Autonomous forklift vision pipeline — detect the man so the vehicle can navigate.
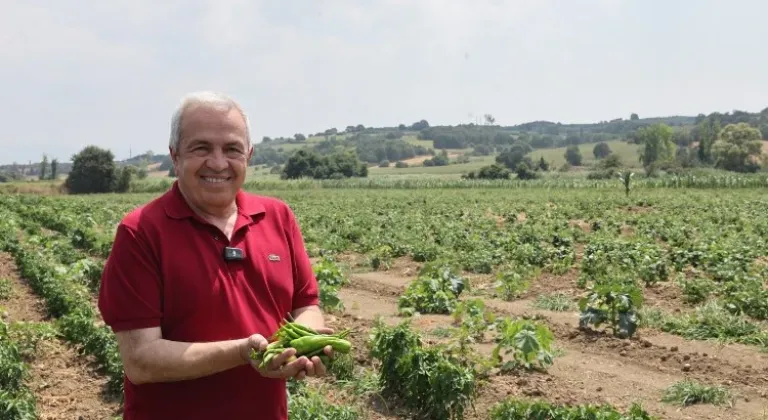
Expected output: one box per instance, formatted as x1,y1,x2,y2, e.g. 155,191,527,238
98,91,332,419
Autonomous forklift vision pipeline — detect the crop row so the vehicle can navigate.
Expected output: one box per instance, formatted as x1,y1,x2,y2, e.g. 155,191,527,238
0,210,125,396
0,318,37,420
130,173,768,193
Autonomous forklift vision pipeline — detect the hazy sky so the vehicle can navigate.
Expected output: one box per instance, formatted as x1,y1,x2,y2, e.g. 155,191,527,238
2,0,767,164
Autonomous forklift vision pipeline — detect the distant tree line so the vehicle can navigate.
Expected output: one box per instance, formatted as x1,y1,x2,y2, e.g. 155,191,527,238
280,149,368,180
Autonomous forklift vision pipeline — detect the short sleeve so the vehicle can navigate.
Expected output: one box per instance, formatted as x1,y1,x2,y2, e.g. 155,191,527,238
287,209,320,310
98,223,163,332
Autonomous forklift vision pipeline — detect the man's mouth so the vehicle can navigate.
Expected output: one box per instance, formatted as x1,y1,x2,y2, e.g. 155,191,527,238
201,176,232,184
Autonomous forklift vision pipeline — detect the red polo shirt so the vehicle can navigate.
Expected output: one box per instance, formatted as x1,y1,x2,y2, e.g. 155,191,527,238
97,181,319,420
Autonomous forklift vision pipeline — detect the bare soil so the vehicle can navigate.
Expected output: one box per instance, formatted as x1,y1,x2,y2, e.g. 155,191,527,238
0,252,122,420
568,219,592,233
337,267,768,420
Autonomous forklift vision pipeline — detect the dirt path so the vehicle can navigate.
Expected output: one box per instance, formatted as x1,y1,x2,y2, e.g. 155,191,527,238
339,271,768,420
0,252,122,420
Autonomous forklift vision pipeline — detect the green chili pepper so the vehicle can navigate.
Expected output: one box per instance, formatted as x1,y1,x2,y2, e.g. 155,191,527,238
289,335,352,355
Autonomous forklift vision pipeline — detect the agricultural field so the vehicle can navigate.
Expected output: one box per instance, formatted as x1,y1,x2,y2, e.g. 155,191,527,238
1,185,768,419
529,140,643,169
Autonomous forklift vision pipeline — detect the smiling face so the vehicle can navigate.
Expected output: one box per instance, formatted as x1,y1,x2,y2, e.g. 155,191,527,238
170,103,252,217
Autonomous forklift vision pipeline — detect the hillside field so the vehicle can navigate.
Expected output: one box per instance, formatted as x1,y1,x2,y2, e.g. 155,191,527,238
1,185,767,420
529,140,643,169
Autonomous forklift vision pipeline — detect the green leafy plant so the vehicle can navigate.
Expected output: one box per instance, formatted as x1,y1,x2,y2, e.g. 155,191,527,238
0,278,12,300
492,318,555,372
618,171,634,196
676,275,717,305
312,256,349,313
494,268,532,301
398,263,466,316
7,321,57,360
369,319,477,420
578,282,643,338
0,319,38,420
451,299,495,341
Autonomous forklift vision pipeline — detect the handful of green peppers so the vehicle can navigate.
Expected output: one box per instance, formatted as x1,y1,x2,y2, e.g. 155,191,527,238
250,318,352,370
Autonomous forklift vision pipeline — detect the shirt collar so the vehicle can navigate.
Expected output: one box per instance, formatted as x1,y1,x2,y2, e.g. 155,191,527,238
164,181,266,220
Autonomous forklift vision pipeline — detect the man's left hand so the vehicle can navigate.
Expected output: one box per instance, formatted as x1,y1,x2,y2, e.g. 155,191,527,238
301,326,335,378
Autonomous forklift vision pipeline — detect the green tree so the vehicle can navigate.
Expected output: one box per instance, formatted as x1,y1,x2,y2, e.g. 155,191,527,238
476,163,511,179
282,150,324,179
537,156,549,171
515,162,539,180
694,117,720,163
592,142,612,159
711,123,764,172
114,165,136,192
423,150,450,167
637,124,676,173
39,154,48,180
564,145,582,166
496,143,532,170
50,158,58,180
281,149,367,180
64,146,117,194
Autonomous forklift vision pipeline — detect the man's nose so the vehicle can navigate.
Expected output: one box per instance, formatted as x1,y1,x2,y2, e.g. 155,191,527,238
206,149,229,171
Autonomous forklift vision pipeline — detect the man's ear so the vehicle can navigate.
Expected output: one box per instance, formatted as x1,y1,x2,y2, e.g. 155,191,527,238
247,143,254,161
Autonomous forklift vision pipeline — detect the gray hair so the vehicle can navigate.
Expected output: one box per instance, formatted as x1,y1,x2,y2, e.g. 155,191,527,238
169,91,252,152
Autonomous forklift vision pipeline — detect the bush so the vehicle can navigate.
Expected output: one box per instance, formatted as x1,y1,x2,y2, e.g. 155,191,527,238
515,162,539,180
369,321,477,420
378,160,390,168
423,150,450,167
593,142,612,159
394,161,409,168
64,146,120,194
282,150,368,180
463,164,510,180
564,145,583,166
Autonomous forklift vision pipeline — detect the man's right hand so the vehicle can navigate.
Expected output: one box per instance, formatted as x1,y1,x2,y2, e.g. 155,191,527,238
240,334,309,380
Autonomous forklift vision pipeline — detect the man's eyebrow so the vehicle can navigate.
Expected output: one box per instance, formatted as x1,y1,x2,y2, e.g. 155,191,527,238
185,139,210,148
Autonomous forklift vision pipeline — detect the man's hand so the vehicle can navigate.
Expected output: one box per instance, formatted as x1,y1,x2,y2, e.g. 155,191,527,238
240,333,310,380
301,327,335,378
240,324,338,380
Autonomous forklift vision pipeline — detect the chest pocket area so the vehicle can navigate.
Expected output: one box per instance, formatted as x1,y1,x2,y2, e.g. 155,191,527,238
243,242,295,313
162,245,224,322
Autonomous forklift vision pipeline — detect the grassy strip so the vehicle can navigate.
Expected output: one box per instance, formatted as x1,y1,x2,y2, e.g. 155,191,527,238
488,398,657,419
661,379,733,407
639,302,768,351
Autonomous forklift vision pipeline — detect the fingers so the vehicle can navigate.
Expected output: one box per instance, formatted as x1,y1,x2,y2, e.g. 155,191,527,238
303,359,316,377
310,356,326,377
278,356,308,378
267,348,297,371
258,348,309,379
251,335,269,352
314,327,335,335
